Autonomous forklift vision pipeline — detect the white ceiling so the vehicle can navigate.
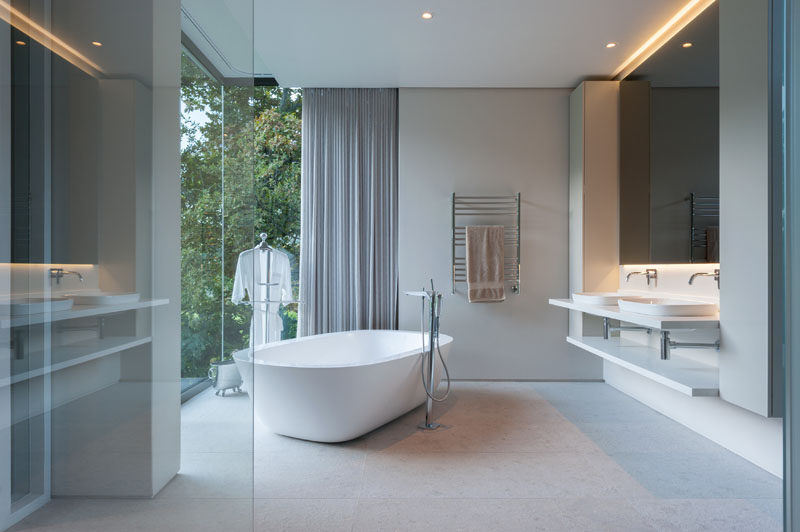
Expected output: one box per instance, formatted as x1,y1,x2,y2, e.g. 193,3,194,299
182,0,259,79
253,0,689,88
16,0,156,85
182,0,692,87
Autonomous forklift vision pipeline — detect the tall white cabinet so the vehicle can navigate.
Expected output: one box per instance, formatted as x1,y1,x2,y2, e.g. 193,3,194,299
568,81,621,338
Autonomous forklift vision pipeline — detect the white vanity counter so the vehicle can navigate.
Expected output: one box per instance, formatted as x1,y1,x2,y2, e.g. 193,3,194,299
548,298,719,329
2,297,171,392
549,297,720,396
0,298,169,329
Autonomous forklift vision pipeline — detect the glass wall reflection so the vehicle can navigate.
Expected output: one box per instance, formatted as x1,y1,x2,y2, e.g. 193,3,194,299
0,0,255,530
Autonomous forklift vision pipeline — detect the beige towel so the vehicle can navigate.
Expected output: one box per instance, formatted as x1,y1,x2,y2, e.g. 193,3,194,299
706,227,719,262
466,225,505,303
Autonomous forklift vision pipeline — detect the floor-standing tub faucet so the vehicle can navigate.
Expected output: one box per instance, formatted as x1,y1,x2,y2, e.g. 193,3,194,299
404,280,451,430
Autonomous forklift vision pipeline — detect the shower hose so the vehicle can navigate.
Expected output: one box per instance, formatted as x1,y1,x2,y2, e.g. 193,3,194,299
420,294,451,402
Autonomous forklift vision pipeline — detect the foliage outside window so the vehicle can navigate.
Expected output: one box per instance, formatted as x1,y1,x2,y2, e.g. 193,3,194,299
180,51,302,383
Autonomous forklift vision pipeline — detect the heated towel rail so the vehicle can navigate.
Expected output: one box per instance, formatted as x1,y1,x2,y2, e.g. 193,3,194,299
451,193,521,294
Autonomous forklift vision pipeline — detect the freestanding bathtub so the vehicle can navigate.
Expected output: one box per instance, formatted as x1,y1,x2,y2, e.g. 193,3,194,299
232,329,453,443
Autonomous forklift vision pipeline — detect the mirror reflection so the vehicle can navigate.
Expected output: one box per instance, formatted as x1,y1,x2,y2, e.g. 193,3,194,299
620,2,719,264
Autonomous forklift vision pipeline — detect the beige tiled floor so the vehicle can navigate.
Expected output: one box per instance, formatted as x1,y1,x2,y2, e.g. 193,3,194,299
10,382,782,531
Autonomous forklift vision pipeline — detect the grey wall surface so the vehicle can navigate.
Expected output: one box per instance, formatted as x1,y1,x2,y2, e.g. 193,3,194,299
651,87,719,263
397,88,602,380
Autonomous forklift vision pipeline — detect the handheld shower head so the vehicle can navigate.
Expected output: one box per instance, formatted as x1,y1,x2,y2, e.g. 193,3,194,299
404,280,440,301
404,290,432,299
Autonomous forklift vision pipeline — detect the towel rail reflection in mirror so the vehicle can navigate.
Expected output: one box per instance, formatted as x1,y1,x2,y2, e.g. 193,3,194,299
687,193,719,263
451,193,520,295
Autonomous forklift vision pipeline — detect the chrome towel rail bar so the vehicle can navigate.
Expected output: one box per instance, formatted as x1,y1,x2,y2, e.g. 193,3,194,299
451,192,521,295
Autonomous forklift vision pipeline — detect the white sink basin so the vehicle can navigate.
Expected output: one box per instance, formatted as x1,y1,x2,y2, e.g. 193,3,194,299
6,297,73,315
572,292,634,305
66,291,140,306
618,297,718,317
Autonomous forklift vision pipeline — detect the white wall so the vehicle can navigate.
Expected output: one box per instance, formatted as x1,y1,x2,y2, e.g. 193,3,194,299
718,0,771,416
398,88,602,380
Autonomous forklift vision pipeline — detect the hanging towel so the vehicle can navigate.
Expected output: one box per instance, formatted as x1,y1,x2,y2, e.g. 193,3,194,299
706,227,720,263
466,225,506,303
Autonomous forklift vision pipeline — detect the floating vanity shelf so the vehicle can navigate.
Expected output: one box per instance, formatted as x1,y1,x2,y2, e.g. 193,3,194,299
4,336,152,387
567,336,719,397
0,299,169,329
550,298,720,396
548,298,719,330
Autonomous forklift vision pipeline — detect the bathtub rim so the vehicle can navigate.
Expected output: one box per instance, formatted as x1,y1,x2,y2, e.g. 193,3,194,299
232,329,453,369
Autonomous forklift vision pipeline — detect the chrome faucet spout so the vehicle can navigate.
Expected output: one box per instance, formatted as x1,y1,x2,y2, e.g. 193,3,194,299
626,271,644,282
49,268,84,285
625,268,658,286
689,269,720,289
66,271,84,282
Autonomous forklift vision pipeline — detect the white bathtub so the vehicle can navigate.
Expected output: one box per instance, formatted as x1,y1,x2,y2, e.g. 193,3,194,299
232,329,453,443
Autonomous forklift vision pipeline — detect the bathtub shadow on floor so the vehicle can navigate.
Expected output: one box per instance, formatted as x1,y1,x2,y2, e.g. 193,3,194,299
337,384,541,452
255,383,563,453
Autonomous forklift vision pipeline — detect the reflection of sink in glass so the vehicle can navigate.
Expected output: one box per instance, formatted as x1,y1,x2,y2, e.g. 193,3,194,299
572,292,639,306
66,291,140,306
7,297,74,315
618,297,718,317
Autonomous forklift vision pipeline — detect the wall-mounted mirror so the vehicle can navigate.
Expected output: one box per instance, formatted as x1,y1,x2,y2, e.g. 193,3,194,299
9,26,100,265
620,2,719,264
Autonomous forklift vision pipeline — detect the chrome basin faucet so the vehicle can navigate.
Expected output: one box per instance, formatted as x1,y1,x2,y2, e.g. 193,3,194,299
689,268,720,289
626,268,658,286
49,268,84,285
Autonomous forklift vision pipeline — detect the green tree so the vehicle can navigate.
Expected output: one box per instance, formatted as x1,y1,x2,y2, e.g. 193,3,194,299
180,52,302,380
254,89,303,336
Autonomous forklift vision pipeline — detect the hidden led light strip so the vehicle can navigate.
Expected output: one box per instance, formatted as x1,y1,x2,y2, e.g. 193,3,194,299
611,0,716,80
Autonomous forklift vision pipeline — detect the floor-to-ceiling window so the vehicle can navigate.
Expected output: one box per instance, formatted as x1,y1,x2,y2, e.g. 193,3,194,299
252,87,302,337
180,50,225,394
180,54,301,396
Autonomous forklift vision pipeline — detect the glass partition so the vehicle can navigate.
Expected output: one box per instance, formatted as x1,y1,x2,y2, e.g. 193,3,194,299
0,0,256,530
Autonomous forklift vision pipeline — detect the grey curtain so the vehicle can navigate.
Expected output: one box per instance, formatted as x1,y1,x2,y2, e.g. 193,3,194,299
298,88,398,336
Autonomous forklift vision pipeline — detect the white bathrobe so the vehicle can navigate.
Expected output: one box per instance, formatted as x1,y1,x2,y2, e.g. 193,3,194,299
232,247,293,345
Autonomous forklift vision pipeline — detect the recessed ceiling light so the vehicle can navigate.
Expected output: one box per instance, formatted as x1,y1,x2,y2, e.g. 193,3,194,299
91,41,102,47
606,42,617,49
15,40,26,46
421,11,433,20
682,42,693,48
